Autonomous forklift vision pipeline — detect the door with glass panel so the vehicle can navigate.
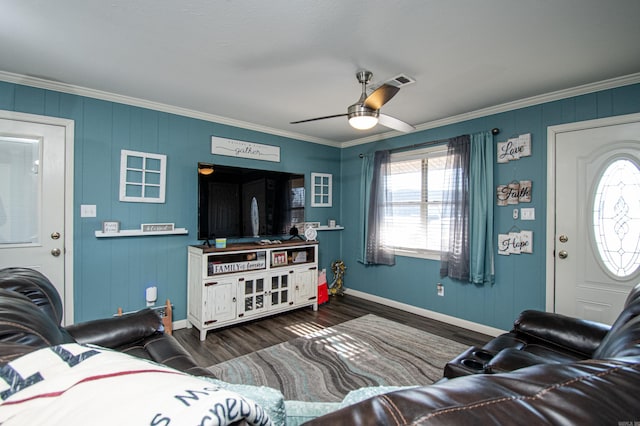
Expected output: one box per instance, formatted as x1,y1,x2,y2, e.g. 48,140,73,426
0,114,71,324
238,274,268,318
553,115,640,324
270,271,292,310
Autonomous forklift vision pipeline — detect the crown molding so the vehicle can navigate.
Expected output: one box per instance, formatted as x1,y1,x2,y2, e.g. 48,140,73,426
2,70,638,150
0,70,342,148
341,72,640,148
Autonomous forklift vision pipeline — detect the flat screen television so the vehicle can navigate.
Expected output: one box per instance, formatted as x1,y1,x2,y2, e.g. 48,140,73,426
197,162,305,242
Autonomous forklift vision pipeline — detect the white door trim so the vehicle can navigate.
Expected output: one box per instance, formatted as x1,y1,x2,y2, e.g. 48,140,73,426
0,110,75,324
546,112,640,312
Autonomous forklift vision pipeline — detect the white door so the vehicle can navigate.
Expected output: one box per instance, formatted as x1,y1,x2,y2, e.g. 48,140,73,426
0,111,74,325
548,114,640,324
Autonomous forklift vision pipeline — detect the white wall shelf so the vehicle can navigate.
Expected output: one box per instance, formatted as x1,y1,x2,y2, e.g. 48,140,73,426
316,225,344,231
95,228,188,238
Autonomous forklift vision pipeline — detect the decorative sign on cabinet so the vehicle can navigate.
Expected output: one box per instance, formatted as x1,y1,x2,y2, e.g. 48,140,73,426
187,241,319,341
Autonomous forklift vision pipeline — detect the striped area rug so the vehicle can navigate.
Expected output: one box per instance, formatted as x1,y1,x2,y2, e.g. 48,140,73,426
207,314,469,402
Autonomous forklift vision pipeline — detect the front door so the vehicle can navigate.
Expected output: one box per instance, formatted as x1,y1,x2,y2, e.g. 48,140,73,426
548,113,640,324
0,111,74,325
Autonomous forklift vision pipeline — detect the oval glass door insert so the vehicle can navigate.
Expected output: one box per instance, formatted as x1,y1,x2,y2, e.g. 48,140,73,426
592,158,640,277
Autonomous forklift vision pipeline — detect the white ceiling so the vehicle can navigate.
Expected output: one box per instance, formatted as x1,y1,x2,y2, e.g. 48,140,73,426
1,0,640,146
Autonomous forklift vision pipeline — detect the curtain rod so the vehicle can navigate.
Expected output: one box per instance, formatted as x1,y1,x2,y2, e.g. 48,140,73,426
359,128,500,158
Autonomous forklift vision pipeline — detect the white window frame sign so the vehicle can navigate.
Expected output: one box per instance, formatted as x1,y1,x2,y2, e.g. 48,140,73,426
311,172,332,207
119,149,167,203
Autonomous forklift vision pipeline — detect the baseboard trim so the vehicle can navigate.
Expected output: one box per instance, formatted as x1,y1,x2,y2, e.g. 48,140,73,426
344,289,505,337
172,293,507,337
172,319,188,331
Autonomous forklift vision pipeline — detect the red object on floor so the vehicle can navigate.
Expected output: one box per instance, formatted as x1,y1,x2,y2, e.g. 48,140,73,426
318,282,329,305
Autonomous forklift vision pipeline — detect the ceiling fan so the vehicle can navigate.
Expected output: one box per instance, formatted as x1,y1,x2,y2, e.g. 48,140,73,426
290,70,416,133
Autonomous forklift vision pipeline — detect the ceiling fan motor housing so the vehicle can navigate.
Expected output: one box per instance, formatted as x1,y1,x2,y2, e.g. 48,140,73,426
348,103,379,119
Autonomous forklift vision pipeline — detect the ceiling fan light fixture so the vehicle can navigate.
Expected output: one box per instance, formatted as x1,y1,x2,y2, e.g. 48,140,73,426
348,104,379,130
349,115,378,130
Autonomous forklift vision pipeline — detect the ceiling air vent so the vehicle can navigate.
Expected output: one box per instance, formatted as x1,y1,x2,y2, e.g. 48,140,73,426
386,74,416,88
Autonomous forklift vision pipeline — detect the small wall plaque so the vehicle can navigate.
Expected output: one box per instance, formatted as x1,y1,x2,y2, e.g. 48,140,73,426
102,221,120,234
141,223,175,232
497,133,531,163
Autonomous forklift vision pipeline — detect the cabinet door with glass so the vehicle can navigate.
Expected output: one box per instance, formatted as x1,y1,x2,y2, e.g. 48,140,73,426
270,270,293,310
238,274,267,318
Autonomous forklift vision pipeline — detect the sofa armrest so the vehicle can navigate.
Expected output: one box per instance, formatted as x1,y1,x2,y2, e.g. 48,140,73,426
65,308,163,348
513,310,610,357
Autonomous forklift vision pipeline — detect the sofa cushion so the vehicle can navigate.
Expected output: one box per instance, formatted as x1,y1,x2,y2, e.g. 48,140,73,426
593,315,640,359
122,332,215,378
303,358,640,425
0,343,272,425
485,347,571,373
0,267,64,325
0,290,74,350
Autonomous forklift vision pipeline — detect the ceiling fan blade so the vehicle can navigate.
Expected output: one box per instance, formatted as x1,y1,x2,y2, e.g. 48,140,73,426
290,113,347,124
378,113,416,133
363,84,400,110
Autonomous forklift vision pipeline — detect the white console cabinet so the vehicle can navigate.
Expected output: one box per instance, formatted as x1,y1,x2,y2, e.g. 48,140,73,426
187,241,318,340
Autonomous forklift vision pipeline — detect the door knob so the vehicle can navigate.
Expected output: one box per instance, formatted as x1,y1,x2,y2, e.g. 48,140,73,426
51,248,61,257
558,250,568,259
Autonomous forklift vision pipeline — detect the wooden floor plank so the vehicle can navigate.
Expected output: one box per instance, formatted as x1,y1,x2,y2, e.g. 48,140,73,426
173,294,493,366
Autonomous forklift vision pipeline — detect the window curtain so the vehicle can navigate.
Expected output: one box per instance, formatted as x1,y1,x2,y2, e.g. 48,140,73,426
357,153,374,264
440,132,494,284
469,131,495,285
440,135,470,280
359,150,395,266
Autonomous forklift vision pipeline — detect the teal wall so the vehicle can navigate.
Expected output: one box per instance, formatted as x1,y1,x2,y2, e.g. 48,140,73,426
2,80,640,329
340,83,640,331
0,81,342,322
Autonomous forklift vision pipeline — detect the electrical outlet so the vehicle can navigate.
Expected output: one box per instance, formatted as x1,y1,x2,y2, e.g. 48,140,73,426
437,283,444,297
152,305,169,318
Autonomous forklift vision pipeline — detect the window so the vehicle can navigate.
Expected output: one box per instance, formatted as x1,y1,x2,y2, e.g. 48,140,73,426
592,158,640,277
382,145,448,259
0,136,40,245
119,150,166,203
311,173,332,207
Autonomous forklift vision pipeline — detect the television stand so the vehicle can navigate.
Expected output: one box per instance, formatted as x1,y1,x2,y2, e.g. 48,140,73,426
187,240,319,341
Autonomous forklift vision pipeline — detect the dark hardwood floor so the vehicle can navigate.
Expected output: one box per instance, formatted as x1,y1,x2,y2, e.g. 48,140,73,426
173,294,493,367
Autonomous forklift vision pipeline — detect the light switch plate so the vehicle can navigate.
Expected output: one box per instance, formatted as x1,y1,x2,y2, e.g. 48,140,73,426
521,207,535,220
80,204,97,218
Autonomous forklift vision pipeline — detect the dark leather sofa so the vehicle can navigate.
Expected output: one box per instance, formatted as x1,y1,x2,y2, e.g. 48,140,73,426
305,283,640,425
0,267,212,377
